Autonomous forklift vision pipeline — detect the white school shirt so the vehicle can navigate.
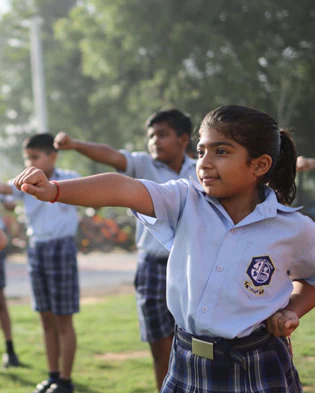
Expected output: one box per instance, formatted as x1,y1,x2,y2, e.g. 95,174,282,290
133,178,315,339
119,150,197,257
9,168,79,244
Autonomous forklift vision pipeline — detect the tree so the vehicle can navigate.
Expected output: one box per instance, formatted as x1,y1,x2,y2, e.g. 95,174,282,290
54,0,315,146
1,0,314,178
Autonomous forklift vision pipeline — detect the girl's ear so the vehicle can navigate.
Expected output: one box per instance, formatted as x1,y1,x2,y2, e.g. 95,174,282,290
253,154,273,177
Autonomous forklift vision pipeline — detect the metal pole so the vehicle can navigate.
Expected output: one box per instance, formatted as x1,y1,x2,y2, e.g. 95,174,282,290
29,15,48,133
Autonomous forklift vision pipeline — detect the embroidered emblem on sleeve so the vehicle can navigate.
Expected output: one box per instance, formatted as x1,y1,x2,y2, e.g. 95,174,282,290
244,256,275,296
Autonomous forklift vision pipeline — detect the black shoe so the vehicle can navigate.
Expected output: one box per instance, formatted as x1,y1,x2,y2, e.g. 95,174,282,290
46,383,74,393
2,352,20,368
32,380,53,393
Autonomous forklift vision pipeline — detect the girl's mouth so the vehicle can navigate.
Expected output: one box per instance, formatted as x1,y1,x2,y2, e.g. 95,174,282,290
201,176,219,186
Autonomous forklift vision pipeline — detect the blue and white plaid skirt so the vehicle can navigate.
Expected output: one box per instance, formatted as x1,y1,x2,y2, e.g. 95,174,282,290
161,326,303,393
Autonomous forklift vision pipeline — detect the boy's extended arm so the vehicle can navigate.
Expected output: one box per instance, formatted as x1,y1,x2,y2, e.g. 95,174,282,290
0,183,13,195
265,280,315,336
14,166,155,216
2,200,16,211
0,230,8,251
296,156,315,172
54,132,127,171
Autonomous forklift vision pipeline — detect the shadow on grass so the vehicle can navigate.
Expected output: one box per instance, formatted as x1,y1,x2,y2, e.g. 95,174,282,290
0,372,35,389
74,382,153,393
95,363,116,370
2,373,106,393
74,381,102,393
8,361,32,369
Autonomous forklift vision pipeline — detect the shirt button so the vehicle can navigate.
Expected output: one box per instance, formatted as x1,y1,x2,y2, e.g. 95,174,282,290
201,306,208,313
216,265,224,272
231,228,236,234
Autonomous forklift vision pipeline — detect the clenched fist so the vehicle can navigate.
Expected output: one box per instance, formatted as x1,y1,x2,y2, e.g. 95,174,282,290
14,167,58,202
54,131,76,150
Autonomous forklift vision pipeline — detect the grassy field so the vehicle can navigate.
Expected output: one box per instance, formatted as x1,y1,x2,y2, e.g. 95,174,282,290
0,293,314,393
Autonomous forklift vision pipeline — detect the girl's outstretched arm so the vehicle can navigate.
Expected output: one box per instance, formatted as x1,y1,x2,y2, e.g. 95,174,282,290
14,166,155,217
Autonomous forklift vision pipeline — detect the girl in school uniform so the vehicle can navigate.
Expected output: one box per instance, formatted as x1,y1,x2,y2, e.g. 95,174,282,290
13,105,315,393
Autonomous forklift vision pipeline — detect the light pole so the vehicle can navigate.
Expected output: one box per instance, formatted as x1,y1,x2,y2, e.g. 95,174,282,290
29,15,48,133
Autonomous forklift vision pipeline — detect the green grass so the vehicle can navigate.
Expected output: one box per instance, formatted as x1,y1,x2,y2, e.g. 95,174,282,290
1,294,315,393
0,294,155,393
290,311,315,392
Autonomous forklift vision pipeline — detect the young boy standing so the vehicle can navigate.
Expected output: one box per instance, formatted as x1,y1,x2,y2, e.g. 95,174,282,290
0,134,80,393
0,209,20,368
54,109,197,390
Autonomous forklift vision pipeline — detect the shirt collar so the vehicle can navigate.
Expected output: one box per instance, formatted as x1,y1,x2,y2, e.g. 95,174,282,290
190,178,302,226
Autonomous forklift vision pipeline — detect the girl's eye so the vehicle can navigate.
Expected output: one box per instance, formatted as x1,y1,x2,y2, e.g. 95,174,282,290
197,149,204,157
216,148,227,155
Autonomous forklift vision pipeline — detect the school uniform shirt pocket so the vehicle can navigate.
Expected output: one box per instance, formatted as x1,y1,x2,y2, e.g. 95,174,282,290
233,242,279,302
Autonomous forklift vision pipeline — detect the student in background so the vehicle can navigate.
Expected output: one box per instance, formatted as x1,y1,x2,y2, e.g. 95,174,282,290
15,105,315,393
54,109,197,390
0,134,79,393
0,198,20,368
297,156,315,172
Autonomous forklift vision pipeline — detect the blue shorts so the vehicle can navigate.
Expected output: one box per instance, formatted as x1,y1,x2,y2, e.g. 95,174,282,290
27,237,79,315
134,253,174,343
0,250,5,289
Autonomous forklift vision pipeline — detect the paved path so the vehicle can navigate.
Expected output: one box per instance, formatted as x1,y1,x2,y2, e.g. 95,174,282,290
5,251,137,300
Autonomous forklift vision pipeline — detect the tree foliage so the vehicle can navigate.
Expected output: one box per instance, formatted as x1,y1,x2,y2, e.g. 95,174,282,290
0,0,314,178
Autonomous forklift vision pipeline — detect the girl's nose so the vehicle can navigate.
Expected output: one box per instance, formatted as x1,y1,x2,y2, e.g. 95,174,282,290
198,154,214,169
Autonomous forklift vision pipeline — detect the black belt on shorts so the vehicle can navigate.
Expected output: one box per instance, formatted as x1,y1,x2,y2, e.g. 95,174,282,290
175,325,272,369
145,255,169,265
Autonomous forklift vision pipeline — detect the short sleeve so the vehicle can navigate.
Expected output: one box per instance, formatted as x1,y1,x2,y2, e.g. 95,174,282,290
7,180,24,200
119,150,149,178
132,179,190,250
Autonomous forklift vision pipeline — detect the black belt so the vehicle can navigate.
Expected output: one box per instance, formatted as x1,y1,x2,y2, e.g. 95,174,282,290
175,325,272,369
145,254,168,265
155,256,168,265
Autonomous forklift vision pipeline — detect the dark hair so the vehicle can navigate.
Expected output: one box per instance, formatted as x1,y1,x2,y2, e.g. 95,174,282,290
23,133,57,154
200,105,296,205
186,138,197,158
146,109,192,137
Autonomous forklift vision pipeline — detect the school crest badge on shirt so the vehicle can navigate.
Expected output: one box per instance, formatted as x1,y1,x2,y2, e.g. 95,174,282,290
244,256,275,296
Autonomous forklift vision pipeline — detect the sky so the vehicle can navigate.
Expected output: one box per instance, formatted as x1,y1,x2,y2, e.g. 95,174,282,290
0,0,10,15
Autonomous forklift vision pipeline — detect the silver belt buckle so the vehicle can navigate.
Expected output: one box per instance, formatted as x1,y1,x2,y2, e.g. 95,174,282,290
192,338,214,360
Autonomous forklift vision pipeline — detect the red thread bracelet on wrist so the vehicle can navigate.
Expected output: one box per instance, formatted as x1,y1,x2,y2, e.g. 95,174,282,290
49,180,60,203
282,307,296,313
